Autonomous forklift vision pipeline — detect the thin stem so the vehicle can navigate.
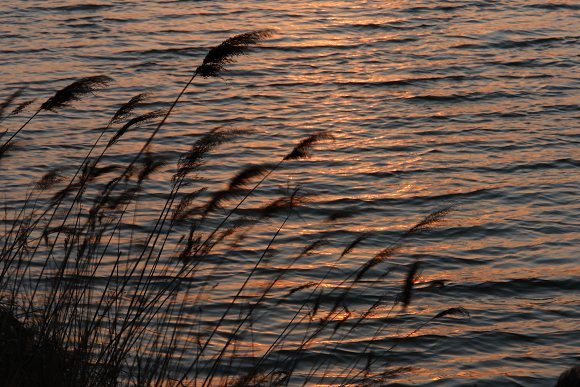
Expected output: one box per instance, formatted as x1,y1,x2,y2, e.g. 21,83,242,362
0,107,41,151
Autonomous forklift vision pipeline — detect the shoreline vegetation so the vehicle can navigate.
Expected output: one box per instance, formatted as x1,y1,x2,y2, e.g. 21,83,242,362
0,30,469,386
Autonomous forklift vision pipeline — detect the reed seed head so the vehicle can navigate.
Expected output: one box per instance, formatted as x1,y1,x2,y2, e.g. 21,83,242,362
196,29,275,77
40,75,113,112
109,93,150,126
283,131,335,161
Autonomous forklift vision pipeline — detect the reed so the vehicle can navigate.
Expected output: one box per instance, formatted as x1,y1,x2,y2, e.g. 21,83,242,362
0,30,468,386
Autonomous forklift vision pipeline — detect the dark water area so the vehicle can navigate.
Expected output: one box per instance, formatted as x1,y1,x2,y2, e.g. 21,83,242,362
1,1,579,385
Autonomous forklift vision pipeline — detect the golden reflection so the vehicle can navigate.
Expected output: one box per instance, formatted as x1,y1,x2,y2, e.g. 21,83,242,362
1,0,577,385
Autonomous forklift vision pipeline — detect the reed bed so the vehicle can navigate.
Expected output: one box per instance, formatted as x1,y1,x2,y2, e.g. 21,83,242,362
0,30,467,386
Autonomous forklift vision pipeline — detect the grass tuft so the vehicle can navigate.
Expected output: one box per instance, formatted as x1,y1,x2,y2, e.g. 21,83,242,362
0,30,468,387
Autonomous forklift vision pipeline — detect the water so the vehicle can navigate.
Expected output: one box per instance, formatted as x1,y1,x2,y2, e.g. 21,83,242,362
1,1,579,385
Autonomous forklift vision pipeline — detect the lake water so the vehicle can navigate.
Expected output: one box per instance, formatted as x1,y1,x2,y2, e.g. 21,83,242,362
1,1,579,385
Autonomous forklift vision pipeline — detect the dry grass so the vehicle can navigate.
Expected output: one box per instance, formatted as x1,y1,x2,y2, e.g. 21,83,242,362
0,30,467,386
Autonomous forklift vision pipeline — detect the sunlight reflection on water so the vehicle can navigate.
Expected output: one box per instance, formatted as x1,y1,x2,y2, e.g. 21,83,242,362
1,0,578,385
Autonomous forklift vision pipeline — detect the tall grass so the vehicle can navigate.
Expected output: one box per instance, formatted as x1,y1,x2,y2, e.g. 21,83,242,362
0,30,467,386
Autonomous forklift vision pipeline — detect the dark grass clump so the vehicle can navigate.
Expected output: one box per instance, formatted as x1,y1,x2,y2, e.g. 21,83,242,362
0,30,468,387
0,308,109,387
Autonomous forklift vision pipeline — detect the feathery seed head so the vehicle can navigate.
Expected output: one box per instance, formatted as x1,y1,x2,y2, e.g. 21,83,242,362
35,169,65,191
228,164,273,191
11,99,35,116
0,88,25,120
40,75,113,112
108,109,166,147
283,131,335,161
404,204,455,238
109,93,150,125
175,128,252,180
195,29,275,78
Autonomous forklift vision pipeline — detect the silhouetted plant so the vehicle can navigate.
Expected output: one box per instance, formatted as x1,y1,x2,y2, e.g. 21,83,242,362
0,30,468,387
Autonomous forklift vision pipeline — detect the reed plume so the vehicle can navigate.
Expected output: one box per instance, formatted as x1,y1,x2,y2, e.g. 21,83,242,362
175,128,252,179
109,93,149,126
196,29,275,77
227,164,272,191
137,152,167,183
286,282,317,296
10,99,35,117
298,238,327,258
107,109,166,147
404,204,455,238
259,192,306,217
0,88,24,121
356,245,401,281
0,76,113,154
202,164,273,214
283,131,335,161
340,232,370,258
40,75,113,112
172,188,207,223
401,261,421,310
35,169,65,191
204,188,246,215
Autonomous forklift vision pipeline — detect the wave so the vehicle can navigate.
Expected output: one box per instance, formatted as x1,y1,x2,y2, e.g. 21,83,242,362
369,159,578,179
403,91,518,102
52,3,114,12
448,277,580,297
526,3,580,11
454,36,578,50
